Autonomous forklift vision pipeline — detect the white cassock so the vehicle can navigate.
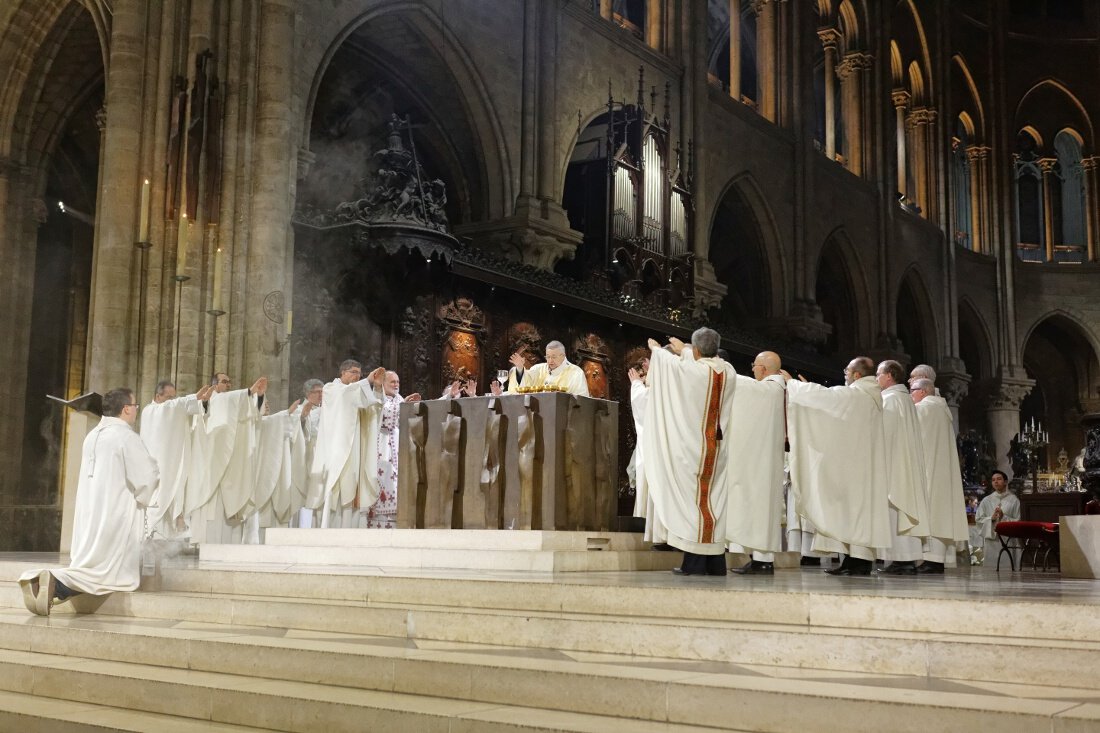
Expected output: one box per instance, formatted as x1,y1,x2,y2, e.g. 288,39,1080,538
640,346,737,556
140,394,203,537
787,376,891,561
629,378,667,543
368,393,404,528
310,377,383,528
251,408,305,533
186,389,262,543
291,405,321,527
974,489,1021,563
914,395,969,565
516,359,590,396
726,374,786,561
880,383,930,563
21,417,159,594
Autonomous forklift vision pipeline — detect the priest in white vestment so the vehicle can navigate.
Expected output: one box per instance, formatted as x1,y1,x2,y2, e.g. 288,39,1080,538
248,400,305,540
20,388,159,616
908,363,942,397
369,371,421,528
875,360,930,576
310,359,386,528
974,470,1021,565
140,380,212,538
911,378,969,572
627,359,669,545
507,340,590,396
293,379,324,527
186,375,267,544
727,351,787,575
785,356,891,575
640,328,737,576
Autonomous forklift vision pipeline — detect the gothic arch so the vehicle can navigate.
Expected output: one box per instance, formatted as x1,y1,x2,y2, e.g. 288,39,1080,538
1014,79,1094,150
894,265,939,367
957,297,994,381
813,227,872,356
893,0,933,100
951,55,986,139
300,1,512,222
707,172,787,321
1020,309,1100,371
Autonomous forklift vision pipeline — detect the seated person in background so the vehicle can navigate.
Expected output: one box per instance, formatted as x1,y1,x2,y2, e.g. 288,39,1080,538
506,340,590,396
973,470,1021,565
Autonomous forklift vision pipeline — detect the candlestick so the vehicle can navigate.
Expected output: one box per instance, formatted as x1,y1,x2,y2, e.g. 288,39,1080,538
176,213,189,275
211,246,223,312
285,309,293,336
138,179,150,242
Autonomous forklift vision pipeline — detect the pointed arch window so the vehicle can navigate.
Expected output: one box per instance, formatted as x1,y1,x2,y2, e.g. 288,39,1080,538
951,119,972,250
1014,130,1044,262
1053,130,1086,260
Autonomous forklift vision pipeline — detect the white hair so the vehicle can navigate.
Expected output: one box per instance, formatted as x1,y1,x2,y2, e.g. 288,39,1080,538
545,340,565,353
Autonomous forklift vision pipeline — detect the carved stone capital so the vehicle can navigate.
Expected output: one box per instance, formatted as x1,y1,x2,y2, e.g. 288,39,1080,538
905,107,937,129
1081,156,1099,172
965,144,991,163
455,197,583,271
296,148,316,180
95,106,107,133
691,259,727,317
891,89,911,110
836,52,873,80
986,376,1034,411
1038,157,1058,174
937,369,971,408
817,27,841,52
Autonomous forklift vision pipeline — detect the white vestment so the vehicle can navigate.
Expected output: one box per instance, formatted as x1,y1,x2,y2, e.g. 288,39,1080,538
517,359,590,396
640,347,737,555
629,379,667,543
787,376,891,560
914,395,969,563
880,383,929,563
252,409,305,529
369,393,404,528
292,405,321,526
726,373,786,558
140,395,203,535
974,490,1021,562
310,378,383,521
21,417,159,594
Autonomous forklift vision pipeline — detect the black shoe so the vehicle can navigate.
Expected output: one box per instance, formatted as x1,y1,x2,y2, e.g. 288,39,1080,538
916,561,945,575
826,558,872,576
672,567,704,576
731,560,774,575
799,556,821,566
651,543,674,552
879,562,917,576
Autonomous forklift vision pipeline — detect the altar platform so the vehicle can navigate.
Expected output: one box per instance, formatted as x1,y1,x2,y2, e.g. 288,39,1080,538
2,536,1100,732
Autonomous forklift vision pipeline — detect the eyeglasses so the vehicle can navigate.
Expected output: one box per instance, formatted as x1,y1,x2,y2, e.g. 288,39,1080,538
125,403,139,408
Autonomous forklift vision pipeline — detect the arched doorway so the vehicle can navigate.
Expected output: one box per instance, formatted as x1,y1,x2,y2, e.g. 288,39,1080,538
1021,313,1100,469
895,268,938,368
708,180,774,327
814,233,865,358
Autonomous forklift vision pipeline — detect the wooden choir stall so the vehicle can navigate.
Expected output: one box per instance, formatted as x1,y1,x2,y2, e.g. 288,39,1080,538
397,393,619,531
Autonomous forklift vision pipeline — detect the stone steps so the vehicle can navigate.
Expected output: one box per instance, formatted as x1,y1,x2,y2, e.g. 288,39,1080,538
1,616,1096,733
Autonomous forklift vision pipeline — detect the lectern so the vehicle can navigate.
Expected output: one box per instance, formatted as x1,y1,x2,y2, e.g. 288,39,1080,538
397,393,618,531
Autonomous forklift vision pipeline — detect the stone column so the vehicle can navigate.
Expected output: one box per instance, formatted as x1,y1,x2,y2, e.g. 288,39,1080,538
891,90,909,197
1039,157,1057,261
965,145,990,253
836,52,871,176
1082,156,1098,262
905,107,936,217
645,0,663,51
86,0,149,392
817,28,839,160
986,374,1034,476
728,0,741,101
243,0,295,403
753,0,777,121
599,0,612,20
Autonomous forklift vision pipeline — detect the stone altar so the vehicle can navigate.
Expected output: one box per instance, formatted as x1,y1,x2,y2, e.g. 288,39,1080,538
397,393,618,531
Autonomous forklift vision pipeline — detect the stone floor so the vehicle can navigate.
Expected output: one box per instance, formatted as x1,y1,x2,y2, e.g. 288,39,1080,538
2,546,1099,732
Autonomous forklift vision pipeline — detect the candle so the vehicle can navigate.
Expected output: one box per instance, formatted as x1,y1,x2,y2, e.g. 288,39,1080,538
138,179,150,242
211,246,223,312
285,309,293,336
176,213,188,274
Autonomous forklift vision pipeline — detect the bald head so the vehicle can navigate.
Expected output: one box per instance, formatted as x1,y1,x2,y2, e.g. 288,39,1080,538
846,356,875,384
751,351,782,380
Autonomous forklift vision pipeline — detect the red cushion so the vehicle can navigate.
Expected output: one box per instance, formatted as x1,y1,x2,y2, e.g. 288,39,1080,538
995,520,1058,538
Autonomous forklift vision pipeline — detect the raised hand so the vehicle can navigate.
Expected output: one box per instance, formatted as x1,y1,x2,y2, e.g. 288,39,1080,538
647,338,661,351
628,367,641,383
490,380,503,396
288,399,301,415
405,392,422,403
196,385,215,402
509,351,527,369
300,401,313,419
249,376,269,396
464,379,477,396
667,337,685,355
367,366,386,386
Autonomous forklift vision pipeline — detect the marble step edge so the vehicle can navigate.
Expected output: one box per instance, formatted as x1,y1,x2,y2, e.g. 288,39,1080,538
260,528,657,551
154,566,1100,641
198,543,689,572
0,646,1095,733
0,688,275,733
0,594,1096,689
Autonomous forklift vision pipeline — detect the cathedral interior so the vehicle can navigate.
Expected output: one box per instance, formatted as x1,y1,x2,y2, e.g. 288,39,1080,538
0,0,1098,551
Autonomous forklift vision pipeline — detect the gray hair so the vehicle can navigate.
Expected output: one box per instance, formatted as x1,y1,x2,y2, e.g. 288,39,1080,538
545,340,565,353
911,377,935,393
911,363,937,382
338,359,361,374
691,327,720,358
302,378,323,396
155,379,175,397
